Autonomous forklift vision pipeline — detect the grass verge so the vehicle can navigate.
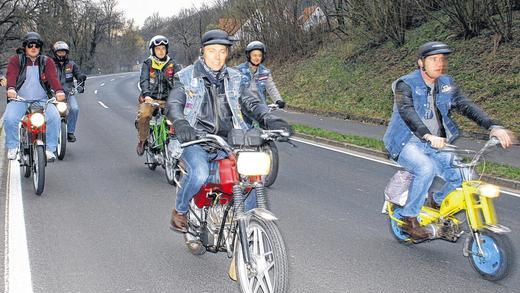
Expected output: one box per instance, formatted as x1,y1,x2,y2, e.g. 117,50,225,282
293,123,520,181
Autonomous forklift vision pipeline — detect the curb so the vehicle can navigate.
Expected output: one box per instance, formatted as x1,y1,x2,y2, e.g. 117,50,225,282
288,107,491,141
293,132,520,192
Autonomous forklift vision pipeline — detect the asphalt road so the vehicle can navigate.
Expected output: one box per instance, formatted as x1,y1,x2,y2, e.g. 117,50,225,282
3,72,520,292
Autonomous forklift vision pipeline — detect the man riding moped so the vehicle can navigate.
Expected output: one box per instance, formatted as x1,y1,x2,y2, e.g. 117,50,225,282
167,29,292,232
383,41,515,240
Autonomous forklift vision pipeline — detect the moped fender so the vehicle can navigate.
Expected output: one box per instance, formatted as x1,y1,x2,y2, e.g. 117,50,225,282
34,139,45,146
484,224,511,234
238,208,278,222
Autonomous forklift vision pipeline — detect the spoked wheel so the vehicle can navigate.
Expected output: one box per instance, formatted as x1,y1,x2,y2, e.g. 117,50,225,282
262,141,279,187
164,148,178,185
57,121,67,160
19,128,31,178
468,231,514,281
183,205,206,255
144,144,157,171
32,145,46,195
235,216,288,293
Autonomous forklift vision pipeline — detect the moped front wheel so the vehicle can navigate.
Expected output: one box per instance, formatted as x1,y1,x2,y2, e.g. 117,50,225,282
57,121,67,160
144,145,157,171
33,145,46,195
468,231,514,281
19,127,31,178
164,147,178,185
235,216,288,293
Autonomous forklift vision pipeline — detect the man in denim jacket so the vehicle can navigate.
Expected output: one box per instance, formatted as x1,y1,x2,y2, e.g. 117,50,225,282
237,41,285,110
167,30,292,232
383,42,514,240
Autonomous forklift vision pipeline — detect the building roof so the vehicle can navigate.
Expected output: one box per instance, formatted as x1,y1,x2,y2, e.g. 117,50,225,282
218,18,241,35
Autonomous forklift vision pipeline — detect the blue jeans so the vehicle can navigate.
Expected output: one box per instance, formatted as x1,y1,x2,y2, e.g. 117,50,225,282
395,140,462,217
175,144,257,213
67,95,79,134
3,100,60,152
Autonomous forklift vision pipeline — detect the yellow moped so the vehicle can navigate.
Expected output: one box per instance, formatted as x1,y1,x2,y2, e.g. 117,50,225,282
386,137,514,281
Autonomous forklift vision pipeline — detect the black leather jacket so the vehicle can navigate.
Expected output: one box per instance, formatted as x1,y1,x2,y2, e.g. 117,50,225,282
395,80,495,139
139,57,181,100
167,60,273,137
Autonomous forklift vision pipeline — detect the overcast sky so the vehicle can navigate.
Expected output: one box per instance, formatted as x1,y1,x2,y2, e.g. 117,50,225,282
117,0,208,27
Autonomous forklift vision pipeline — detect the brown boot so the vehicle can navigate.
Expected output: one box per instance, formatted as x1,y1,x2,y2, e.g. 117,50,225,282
402,216,431,240
170,209,188,233
136,140,145,156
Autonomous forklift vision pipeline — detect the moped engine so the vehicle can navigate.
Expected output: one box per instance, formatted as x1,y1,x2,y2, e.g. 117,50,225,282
425,219,462,242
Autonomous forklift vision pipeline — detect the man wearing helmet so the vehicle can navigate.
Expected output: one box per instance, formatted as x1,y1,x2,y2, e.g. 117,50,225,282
136,35,181,156
167,29,292,232
237,41,285,111
383,41,515,240
52,41,87,142
4,32,65,161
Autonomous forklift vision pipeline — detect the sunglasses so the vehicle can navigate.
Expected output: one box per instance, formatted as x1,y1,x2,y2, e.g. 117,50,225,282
27,43,41,49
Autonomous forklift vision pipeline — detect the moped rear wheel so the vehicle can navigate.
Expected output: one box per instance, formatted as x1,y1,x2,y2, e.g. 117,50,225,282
33,145,45,195
468,231,514,281
183,207,206,255
57,121,67,160
235,216,288,293
387,205,411,244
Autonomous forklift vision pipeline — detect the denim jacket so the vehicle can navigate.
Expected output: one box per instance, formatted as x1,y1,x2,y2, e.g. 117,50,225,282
384,70,462,159
237,62,282,104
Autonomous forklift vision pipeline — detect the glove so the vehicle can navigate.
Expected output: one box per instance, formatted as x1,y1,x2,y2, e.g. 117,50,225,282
275,100,285,109
77,85,84,93
173,119,197,143
264,117,293,141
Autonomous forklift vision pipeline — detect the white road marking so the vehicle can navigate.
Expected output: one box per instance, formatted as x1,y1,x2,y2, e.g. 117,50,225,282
98,101,109,109
110,79,115,82
291,136,520,198
94,90,98,95
100,83,105,87
5,161,34,293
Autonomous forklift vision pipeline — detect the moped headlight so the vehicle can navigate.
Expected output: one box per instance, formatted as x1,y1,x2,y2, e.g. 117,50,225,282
56,102,68,114
237,152,271,176
30,113,45,128
478,184,500,198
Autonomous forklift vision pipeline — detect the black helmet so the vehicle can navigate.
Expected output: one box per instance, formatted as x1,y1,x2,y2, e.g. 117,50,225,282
22,32,43,48
53,41,70,61
149,35,169,58
201,29,233,47
418,41,452,59
245,41,266,63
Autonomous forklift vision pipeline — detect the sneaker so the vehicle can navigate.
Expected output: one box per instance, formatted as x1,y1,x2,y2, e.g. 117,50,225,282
45,150,56,162
7,148,18,160
67,133,76,142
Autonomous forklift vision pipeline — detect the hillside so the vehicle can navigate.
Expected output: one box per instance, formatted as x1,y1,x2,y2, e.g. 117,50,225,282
274,13,520,135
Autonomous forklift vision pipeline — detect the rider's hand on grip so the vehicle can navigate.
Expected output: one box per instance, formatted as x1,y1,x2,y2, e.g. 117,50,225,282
56,92,66,102
173,119,197,143
424,134,446,149
265,117,293,141
7,88,17,100
275,100,285,109
144,96,153,103
490,127,515,149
